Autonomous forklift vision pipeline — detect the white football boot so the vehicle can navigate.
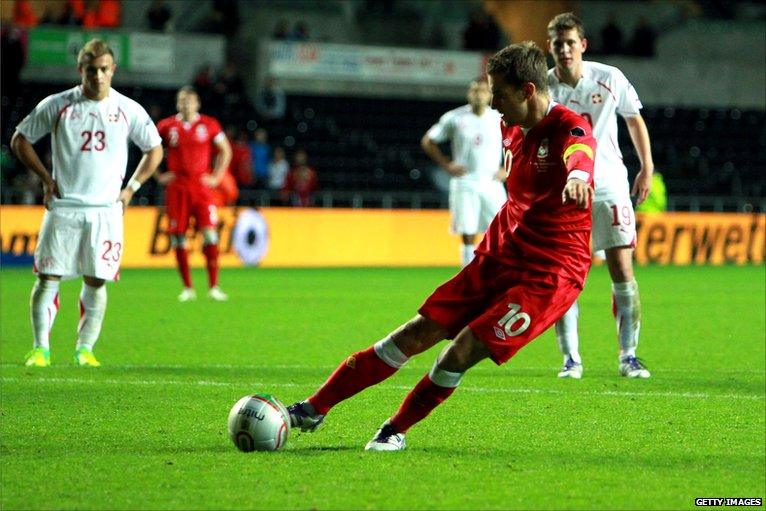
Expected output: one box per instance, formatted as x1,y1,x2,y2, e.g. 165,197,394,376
207,286,229,301
557,355,583,379
619,356,651,378
365,422,406,451
178,288,197,302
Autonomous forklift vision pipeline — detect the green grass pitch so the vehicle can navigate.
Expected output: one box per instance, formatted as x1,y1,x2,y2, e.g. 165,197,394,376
1,265,764,510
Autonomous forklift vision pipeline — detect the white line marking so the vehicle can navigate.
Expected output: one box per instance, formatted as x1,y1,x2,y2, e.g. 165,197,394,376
1,377,762,401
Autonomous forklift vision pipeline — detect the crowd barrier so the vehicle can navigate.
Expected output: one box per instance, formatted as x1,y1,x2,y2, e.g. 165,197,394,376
1,206,763,268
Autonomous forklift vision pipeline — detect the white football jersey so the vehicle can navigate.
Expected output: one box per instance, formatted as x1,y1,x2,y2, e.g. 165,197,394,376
548,61,642,199
426,105,502,189
15,86,161,208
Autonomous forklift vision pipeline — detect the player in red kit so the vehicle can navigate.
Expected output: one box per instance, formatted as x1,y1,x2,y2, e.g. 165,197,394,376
157,86,232,301
284,42,597,450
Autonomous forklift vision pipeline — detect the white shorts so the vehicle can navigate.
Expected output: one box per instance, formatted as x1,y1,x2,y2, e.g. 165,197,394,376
449,181,507,235
34,204,124,281
591,193,637,253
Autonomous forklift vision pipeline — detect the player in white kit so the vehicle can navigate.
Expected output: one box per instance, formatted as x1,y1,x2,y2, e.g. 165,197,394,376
421,79,506,266
11,39,163,367
546,13,654,378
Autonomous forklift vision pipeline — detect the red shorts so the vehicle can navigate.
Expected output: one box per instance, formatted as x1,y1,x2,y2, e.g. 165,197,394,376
419,255,583,365
165,184,218,235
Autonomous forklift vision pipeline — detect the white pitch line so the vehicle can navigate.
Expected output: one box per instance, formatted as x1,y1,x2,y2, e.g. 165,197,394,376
1,377,763,401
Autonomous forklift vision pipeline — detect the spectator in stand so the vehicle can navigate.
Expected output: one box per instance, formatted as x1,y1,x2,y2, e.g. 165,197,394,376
226,126,254,188
283,149,318,207
146,0,172,31
290,21,310,41
267,146,289,192
273,19,290,40
255,76,286,126
1,25,26,98
600,14,623,55
82,0,120,29
213,62,248,115
248,128,271,186
210,0,239,37
13,0,38,27
629,17,657,57
462,10,501,52
192,64,215,106
58,0,84,25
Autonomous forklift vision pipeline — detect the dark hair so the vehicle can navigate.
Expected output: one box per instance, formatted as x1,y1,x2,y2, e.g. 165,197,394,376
77,39,115,65
486,42,548,93
547,12,586,39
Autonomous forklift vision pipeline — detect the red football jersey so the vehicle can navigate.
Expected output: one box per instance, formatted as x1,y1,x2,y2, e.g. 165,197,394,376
157,114,224,186
475,103,597,285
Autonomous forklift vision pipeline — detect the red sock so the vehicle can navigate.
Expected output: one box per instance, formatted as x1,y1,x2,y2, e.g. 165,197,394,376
308,346,399,415
389,374,456,434
202,244,219,288
174,247,192,288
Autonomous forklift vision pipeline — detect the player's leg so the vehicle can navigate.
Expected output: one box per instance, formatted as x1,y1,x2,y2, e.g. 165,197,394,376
74,204,124,366
288,315,448,432
75,275,106,367
167,187,194,300
367,270,583,450
365,328,491,451
555,301,583,378
605,246,649,378
451,186,480,266
27,208,80,366
193,194,226,300
27,274,61,367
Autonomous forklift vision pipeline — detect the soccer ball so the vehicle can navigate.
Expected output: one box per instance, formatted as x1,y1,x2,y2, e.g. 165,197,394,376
227,394,290,452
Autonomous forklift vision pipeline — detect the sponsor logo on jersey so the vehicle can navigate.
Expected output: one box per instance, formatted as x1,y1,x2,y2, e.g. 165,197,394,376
591,93,603,104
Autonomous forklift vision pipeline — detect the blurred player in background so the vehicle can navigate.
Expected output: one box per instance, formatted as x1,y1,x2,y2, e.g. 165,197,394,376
156,86,232,302
286,42,596,450
547,13,654,379
11,39,163,367
421,79,506,266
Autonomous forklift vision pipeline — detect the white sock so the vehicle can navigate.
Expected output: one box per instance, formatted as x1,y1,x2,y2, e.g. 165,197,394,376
461,244,475,267
76,283,107,350
613,280,641,358
30,279,60,350
555,301,581,364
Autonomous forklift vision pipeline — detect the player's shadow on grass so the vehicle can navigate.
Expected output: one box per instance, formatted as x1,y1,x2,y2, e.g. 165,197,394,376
286,445,358,454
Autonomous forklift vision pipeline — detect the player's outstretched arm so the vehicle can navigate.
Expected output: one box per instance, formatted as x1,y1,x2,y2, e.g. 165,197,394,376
562,179,593,209
10,131,60,207
624,114,655,205
118,144,163,211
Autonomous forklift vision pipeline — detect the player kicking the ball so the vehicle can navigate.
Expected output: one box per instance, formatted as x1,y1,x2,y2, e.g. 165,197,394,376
287,42,597,450
546,13,653,379
12,39,163,367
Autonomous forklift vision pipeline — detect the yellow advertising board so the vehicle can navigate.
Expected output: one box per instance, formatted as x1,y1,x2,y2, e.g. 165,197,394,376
1,206,763,268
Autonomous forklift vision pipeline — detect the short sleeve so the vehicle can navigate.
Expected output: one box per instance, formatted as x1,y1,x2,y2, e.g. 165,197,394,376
614,69,642,118
15,95,61,144
127,102,162,152
426,111,455,144
207,117,223,139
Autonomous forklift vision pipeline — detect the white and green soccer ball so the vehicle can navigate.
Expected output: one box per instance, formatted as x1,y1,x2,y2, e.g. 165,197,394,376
227,394,290,452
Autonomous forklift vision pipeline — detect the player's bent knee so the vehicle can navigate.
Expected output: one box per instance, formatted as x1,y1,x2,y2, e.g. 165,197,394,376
39,274,62,282
438,329,490,373
83,276,106,287
202,229,218,246
170,235,186,248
